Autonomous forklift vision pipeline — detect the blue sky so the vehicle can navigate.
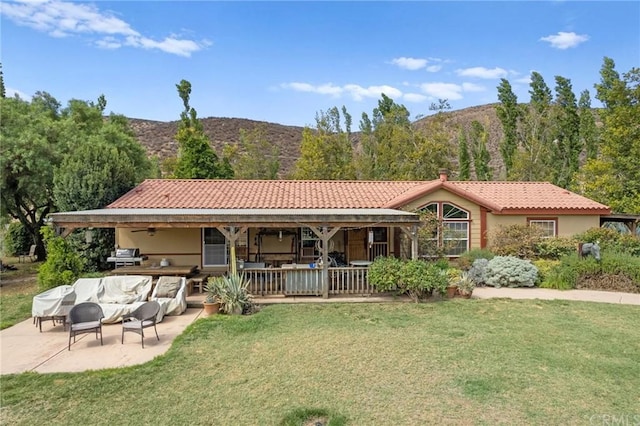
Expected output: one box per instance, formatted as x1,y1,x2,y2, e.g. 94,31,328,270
2,1,639,127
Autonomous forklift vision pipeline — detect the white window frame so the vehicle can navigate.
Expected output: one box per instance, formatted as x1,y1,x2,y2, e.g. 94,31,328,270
528,219,557,238
421,202,470,257
202,228,229,267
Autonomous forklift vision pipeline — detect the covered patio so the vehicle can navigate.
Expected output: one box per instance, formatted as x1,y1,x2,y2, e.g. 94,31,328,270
50,207,422,298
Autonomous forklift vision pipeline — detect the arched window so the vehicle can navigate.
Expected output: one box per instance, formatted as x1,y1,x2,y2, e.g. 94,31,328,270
420,202,470,257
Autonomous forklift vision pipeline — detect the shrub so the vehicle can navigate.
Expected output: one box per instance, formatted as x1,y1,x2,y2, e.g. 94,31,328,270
534,237,577,260
468,258,489,286
540,251,640,291
484,256,538,288
368,256,403,292
37,226,86,291
489,224,544,259
576,227,640,256
369,257,448,300
456,248,495,270
399,259,434,302
532,259,561,285
4,222,33,257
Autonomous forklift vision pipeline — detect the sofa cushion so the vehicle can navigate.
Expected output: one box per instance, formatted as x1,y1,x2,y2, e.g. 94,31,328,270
155,277,181,298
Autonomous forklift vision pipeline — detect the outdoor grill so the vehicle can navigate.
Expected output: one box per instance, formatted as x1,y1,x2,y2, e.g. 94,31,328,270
107,248,146,268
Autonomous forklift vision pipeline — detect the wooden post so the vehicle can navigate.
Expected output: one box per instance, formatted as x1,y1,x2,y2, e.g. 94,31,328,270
216,226,248,276
308,225,340,299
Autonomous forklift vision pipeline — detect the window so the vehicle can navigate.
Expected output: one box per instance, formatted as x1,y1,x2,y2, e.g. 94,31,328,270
528,219,557,237
420,202,470,257
203,228,228,266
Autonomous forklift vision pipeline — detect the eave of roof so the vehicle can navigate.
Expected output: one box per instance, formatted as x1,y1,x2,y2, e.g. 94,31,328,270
50,208,422,229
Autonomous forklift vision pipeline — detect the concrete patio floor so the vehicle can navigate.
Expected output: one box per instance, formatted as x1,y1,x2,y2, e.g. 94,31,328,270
0,308,204,375
1,288,637,375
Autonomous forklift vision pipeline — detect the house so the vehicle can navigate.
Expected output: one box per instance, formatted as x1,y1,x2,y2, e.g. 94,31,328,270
50,170,610,297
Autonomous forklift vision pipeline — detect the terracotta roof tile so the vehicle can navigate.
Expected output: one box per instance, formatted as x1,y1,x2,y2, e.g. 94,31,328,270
108,179,610,214
108,179,424,209
446,181,610,213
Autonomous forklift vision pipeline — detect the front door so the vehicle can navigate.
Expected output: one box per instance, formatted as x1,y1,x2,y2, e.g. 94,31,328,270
347,229,368,262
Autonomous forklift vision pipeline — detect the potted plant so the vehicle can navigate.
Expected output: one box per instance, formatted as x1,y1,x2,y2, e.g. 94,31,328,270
446,268,461,298
202,277,222,315
456,272,476,298
216,272,252,315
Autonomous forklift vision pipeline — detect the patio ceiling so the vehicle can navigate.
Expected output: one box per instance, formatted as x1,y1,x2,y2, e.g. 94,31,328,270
50,208,422,232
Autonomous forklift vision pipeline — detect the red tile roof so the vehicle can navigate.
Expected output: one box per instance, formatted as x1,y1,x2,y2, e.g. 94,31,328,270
445,181,611,214
108,179,610,214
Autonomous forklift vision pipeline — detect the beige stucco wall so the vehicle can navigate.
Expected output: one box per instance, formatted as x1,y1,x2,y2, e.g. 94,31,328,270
486,214,600,239
116,228,202,267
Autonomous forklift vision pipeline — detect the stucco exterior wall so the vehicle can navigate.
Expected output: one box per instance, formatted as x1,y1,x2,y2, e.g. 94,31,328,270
486,214,600,239
116,228,202,267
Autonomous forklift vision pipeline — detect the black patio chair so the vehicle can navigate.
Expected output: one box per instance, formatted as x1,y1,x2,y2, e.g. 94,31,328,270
68,302,104,350
121,301,160,348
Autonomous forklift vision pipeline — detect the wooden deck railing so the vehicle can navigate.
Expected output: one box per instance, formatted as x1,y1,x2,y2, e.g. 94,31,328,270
243,266,374,297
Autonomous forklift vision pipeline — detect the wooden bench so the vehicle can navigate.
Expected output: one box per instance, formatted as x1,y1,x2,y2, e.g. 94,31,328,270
188,273,210,294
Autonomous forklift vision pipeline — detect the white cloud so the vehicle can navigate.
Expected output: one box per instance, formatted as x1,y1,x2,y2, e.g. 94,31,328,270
456,67,508,79
0,0,207,56
282,82,402,101
425,65,442,72
95,36,121,50
462,82,485,92
6,87,29,99
403,93,427,103
420,82,463,100
391,57,428,71
540,31,589,49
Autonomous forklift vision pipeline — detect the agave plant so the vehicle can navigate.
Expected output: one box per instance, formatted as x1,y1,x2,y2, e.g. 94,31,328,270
217,272,252,315
455,271,476,296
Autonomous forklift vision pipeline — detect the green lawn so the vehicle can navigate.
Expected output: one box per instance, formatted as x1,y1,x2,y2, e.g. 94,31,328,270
0,258,40,330
2,300,639,425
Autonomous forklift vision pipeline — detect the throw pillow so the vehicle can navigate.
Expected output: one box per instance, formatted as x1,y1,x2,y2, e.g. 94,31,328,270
155,277,181,298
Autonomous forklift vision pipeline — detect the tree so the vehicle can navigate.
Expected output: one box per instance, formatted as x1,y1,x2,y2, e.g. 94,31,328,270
0,93,62,260
224,126,280,179
354,95,451,181
53,136,139,271
0,63,5,98
577,58,640,213
511,72,555,182
355,94,413,180
1,90,154,262
292,106,354,179
457,128,470,180
551,76,581,188
495,79,521,179
172,80,233,179
578,90,599,160
468,120,492,181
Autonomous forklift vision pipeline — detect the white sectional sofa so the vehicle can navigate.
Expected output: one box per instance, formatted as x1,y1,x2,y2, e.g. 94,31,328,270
72,275,153,324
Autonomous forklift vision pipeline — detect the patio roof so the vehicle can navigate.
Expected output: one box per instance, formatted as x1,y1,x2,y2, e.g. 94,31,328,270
50,207,422,230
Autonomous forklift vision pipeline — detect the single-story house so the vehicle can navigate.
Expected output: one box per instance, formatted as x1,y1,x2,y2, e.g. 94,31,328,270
50,170,611,297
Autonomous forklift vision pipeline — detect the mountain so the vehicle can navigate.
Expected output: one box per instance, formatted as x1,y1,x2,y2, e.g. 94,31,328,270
128,104,505,179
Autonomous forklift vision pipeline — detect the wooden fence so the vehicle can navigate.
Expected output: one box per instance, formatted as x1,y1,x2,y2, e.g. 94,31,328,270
243,266,374,297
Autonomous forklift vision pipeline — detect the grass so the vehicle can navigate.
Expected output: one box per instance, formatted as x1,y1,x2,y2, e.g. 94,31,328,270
2,300,639,425
0,258,40,330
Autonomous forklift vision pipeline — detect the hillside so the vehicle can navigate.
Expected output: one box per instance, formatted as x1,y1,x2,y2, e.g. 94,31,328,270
129,104,505,179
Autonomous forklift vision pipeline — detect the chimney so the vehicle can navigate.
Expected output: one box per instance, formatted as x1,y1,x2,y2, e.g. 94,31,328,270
439,168,448,182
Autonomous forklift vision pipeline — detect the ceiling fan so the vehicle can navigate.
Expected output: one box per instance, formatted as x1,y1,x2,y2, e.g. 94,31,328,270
130,227,162,236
